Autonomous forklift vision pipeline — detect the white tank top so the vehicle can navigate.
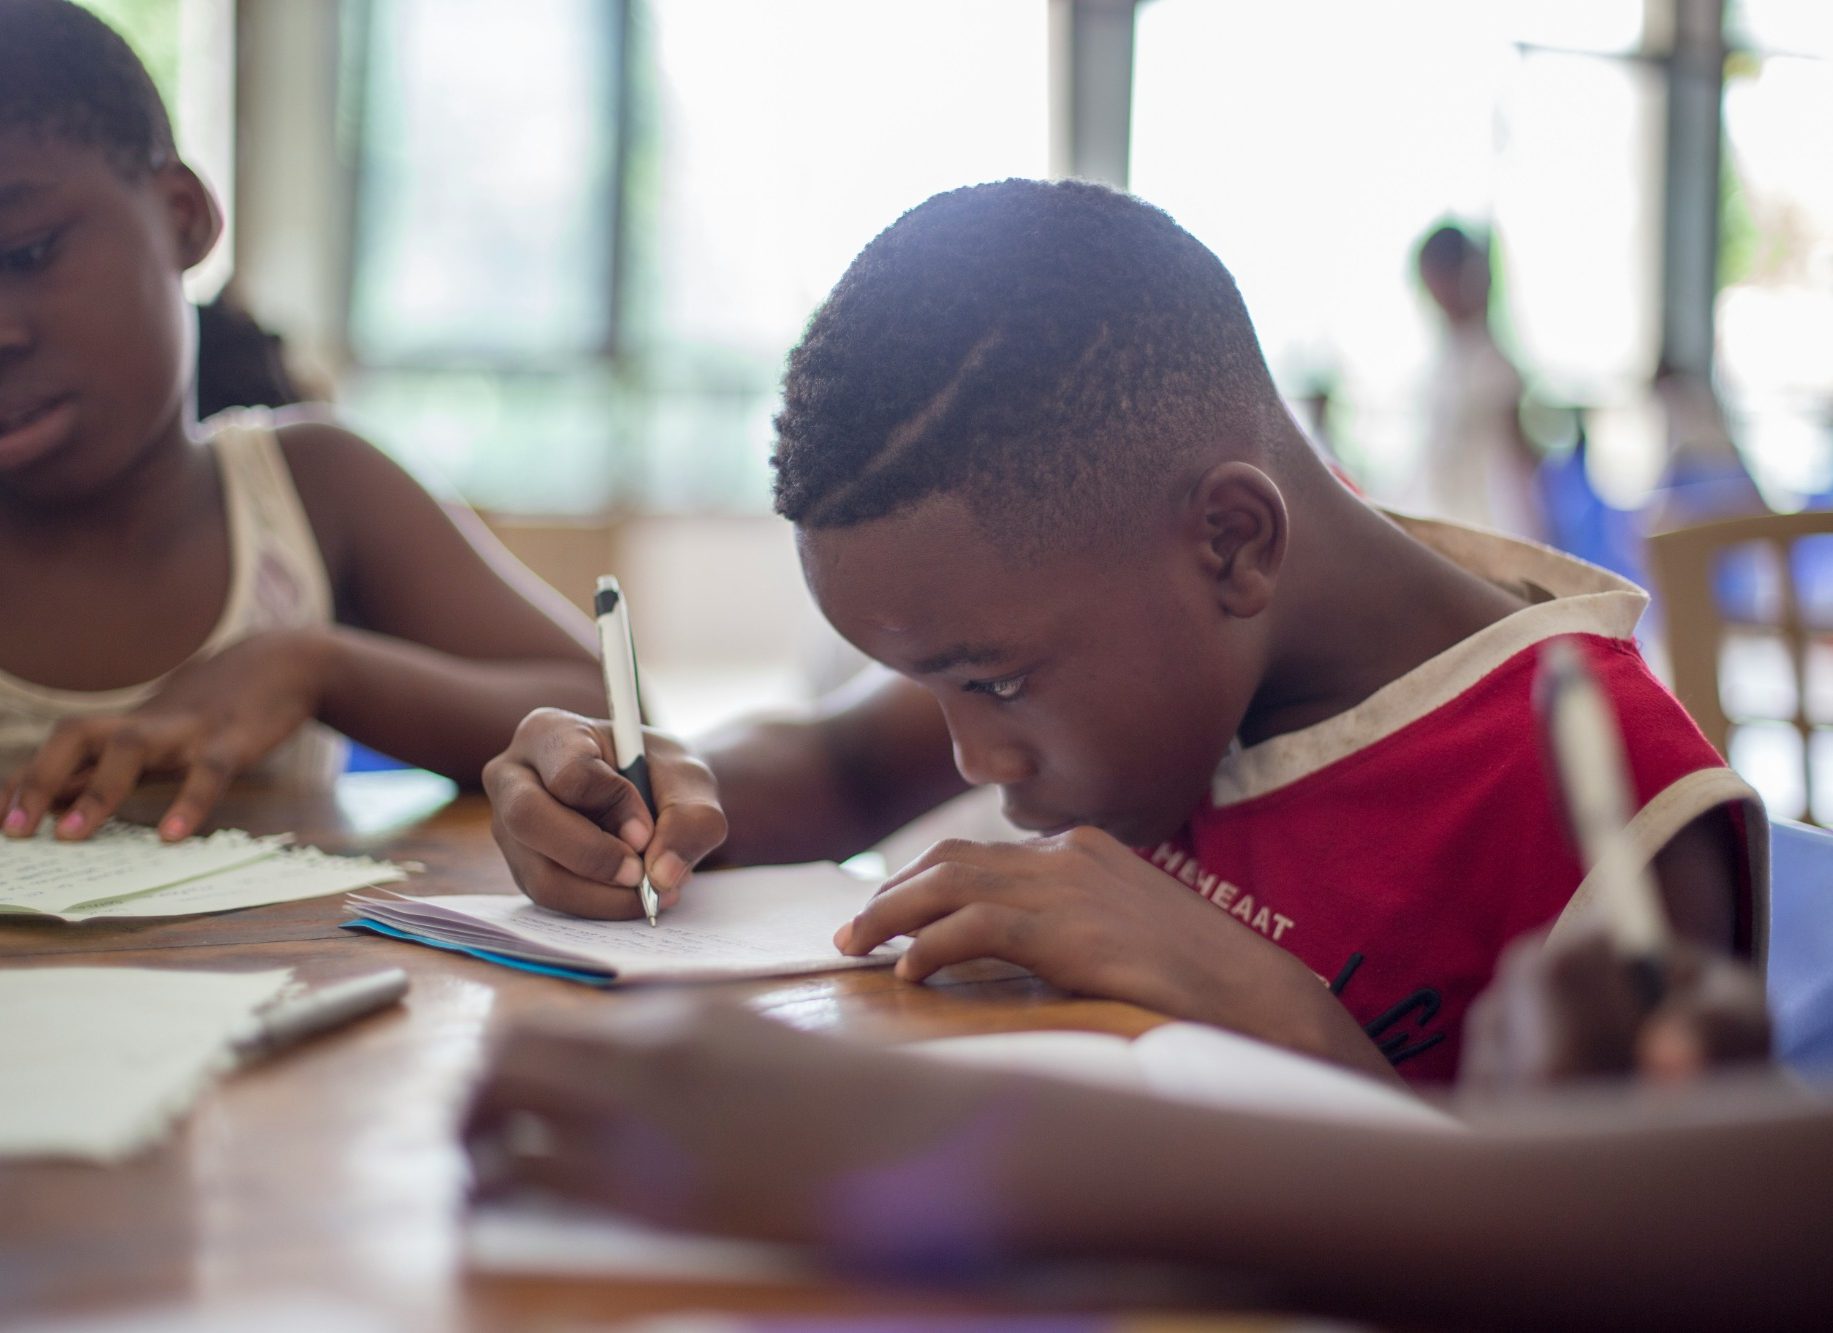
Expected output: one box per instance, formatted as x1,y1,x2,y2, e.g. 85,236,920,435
0,412,347,787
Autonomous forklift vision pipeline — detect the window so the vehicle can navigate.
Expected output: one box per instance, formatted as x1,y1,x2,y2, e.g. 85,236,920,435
1130,0,1664,502
340,0,1050,514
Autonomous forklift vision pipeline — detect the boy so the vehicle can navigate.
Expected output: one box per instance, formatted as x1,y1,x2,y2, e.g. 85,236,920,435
0,0,605,841
486,179,1763,1083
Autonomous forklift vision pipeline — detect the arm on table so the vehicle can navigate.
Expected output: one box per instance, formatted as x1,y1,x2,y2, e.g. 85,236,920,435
466,1000,1829,1330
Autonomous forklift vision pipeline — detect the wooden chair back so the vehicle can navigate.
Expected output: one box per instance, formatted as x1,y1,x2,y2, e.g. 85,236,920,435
1646,508,1833,826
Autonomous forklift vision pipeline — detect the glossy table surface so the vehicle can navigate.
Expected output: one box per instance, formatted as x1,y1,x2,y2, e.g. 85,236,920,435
0,774,1193,1332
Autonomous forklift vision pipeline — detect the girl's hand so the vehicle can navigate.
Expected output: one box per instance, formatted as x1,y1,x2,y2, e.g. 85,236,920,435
1,628,333,842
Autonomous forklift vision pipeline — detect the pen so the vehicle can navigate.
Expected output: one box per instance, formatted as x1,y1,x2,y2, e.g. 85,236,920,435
1536,638,1671,1005
233,968,409,1062
595,575,660,926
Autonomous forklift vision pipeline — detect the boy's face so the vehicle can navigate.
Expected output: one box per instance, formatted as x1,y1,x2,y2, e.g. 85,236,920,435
800,496,1257,848
0,132,215,499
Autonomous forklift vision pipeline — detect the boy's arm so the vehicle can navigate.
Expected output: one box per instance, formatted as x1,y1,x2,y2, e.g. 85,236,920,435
695,669,967,866
466,1001,1831,1330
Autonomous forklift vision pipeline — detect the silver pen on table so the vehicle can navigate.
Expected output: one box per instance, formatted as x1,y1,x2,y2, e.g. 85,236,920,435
232,968,410,1062
594,575,660,926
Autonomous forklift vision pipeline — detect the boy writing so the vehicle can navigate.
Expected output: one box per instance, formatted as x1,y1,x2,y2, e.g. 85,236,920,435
0,0,607,842
485,178,1763,1083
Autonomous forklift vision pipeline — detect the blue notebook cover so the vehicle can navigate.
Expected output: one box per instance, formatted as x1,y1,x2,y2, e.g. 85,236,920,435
341,917,616,986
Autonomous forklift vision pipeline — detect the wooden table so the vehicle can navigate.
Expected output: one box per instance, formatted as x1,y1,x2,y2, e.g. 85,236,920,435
0,774,1185,1331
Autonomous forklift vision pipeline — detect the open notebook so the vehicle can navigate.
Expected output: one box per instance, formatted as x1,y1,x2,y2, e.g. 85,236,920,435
0,822,408,921
346,861,901,983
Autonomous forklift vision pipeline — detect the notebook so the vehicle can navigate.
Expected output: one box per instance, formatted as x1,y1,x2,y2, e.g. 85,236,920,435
345,861,900,983
0,821,408,921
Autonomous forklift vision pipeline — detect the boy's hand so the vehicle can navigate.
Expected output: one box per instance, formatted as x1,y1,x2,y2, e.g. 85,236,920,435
1461,926,1772,1092
0,629,330,843
484,708,728,919
463,998,1010,1250
835,827,1392,1079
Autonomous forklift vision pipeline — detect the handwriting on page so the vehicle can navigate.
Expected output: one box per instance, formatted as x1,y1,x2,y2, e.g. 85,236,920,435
0,824,289,916
64,847,409,921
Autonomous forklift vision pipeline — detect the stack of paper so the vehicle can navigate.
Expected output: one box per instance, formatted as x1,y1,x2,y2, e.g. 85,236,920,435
0,966,294,1160
348,861,900,983
0,822,408,921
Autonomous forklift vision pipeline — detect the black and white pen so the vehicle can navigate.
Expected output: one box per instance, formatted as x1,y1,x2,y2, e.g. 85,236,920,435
594,575,659,926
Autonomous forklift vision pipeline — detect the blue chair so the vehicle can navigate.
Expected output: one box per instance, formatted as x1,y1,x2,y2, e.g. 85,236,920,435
1769,817,1833,1073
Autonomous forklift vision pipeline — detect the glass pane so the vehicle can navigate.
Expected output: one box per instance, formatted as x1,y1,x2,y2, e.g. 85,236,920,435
1728,718,1806,820
1717,51,1833,502
346,0,1048,513
1728,0,1833,58
1496,52,1665,410
1719,629,1795,720
1130,2,1660,509
631,0,1049,508
1504,0,1651,56
1131,0,1517,496
348,0,617,364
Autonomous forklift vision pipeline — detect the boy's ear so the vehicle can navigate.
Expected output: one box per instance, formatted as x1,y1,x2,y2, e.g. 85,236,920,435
154,162,223,271
1187,462,1287,618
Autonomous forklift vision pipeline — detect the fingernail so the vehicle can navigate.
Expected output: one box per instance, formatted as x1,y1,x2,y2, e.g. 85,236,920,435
619,819,651,852
652,851,686,891
160,817,187,841
3,808,27,835
56,810,85,836
615,857,643,888
833,920,855,953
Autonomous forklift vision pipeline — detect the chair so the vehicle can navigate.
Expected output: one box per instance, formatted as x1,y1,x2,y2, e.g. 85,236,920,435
1645,508,1833,826
1769,818,1833,1074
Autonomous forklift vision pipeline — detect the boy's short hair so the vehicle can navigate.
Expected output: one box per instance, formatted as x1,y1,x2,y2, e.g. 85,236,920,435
772,178,1284,554
0,0,176,174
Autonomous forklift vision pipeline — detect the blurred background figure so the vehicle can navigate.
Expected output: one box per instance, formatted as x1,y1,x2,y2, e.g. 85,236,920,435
1412,222,1546,542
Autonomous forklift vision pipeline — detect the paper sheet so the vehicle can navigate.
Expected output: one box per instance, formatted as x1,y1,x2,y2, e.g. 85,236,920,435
349,861,901,982
0,967,293,1161
0,821,407,921
914,1023,1458,1130
0,824,290,915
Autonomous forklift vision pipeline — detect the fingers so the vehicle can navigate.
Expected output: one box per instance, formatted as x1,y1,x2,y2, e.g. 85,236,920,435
1638,949,1772,1079
3,721,109,837
488,785,650,920
644,737,727,894
838,858,1011,958
891,899,1036,982
153,742,238,842
878,835,1035,894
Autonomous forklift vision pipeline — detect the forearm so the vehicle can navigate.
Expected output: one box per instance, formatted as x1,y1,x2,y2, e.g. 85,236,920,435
698,712,960,866
1140,929,1406,1089
697,674,965,867
993,1075,1832,1327
309,625,605,783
